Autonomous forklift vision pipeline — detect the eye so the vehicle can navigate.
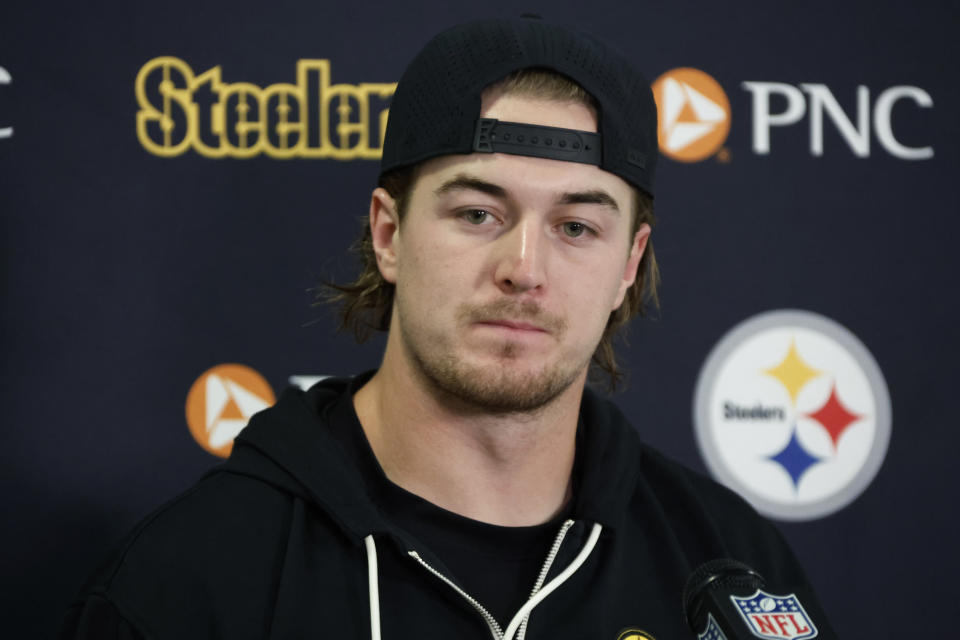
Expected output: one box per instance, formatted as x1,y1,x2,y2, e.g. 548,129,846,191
561,221,591,238
461,209,493,225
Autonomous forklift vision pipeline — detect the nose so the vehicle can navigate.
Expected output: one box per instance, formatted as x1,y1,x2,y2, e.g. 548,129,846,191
493,217,546,295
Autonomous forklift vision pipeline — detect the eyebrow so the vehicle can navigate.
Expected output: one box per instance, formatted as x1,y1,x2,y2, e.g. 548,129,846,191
557,190,620,214
433,173,620,214
434,174,507,199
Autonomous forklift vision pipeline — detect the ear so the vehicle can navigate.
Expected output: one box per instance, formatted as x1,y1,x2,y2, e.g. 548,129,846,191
612,223,651,310
369,187,400,284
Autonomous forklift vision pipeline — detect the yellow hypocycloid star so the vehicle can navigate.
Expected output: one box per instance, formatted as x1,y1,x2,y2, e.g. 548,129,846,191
763,339,823,404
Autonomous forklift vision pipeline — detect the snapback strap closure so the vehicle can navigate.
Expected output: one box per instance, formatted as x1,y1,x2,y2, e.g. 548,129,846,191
473,118,601,165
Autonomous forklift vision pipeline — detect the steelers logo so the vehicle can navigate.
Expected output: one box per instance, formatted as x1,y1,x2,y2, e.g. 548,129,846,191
693,310,891,520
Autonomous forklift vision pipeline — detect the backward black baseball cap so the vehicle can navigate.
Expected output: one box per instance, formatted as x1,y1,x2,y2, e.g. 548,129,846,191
379,17,659,198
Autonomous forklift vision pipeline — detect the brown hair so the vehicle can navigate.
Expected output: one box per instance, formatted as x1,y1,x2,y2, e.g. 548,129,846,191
322,69,660,391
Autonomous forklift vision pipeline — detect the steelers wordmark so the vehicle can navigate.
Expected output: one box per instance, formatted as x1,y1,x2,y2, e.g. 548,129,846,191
185,363,275,458
652,68,731,163
694,310,891,521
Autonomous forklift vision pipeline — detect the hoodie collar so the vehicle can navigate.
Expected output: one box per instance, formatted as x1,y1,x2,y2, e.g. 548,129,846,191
228,374,392,543
226,372,642,540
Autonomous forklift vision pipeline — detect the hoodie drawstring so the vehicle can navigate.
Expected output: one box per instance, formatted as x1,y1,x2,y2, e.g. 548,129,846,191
364,535,382,640
362,522,602,640
502,522,602,640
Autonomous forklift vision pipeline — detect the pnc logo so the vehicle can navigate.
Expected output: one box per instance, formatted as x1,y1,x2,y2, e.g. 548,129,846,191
650,67,933,161
694,310,891,521
652,67,731,163
185,363,275,458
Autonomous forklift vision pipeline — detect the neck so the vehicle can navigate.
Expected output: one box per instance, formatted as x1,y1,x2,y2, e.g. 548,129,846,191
353,332,583,527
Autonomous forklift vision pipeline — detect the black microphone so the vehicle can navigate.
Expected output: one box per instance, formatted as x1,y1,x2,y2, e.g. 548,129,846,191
682,559,824,639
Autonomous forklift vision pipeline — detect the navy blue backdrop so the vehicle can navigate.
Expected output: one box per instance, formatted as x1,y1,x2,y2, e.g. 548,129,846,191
2,1,958,637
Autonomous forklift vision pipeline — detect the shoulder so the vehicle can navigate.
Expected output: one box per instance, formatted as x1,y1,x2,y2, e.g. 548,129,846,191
66,470,307,639
577,391,757,530
113,470,295,577
633,443,808,584
637,443,757,522
578,388,777,547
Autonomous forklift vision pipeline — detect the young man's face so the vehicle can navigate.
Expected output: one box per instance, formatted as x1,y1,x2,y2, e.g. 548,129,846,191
371,90,650,412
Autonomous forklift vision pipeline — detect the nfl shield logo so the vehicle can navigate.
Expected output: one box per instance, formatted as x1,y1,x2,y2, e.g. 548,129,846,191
730,590,818,639
697,613,729,640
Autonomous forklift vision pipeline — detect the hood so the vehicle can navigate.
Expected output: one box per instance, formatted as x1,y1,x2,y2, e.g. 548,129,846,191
223,373,644,542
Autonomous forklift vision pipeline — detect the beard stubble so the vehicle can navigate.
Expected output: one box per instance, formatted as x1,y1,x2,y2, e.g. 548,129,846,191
398,296,590,414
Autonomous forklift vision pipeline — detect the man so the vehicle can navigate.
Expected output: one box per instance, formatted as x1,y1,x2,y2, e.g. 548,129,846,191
63,17,833,640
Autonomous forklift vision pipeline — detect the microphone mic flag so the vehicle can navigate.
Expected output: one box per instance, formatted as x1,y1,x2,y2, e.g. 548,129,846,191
682,558,830,639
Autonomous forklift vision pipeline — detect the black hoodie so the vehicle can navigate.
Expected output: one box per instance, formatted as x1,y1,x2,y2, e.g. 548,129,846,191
62,375,834,639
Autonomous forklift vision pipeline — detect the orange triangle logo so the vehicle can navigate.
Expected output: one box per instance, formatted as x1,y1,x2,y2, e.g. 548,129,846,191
185,363,276,458
651,67,732,162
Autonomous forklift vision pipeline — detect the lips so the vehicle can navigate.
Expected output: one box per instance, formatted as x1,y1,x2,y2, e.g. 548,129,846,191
476,319,548,333
458,299,566,336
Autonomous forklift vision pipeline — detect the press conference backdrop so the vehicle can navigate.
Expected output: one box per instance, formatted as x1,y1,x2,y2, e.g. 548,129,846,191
2,1,956,637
